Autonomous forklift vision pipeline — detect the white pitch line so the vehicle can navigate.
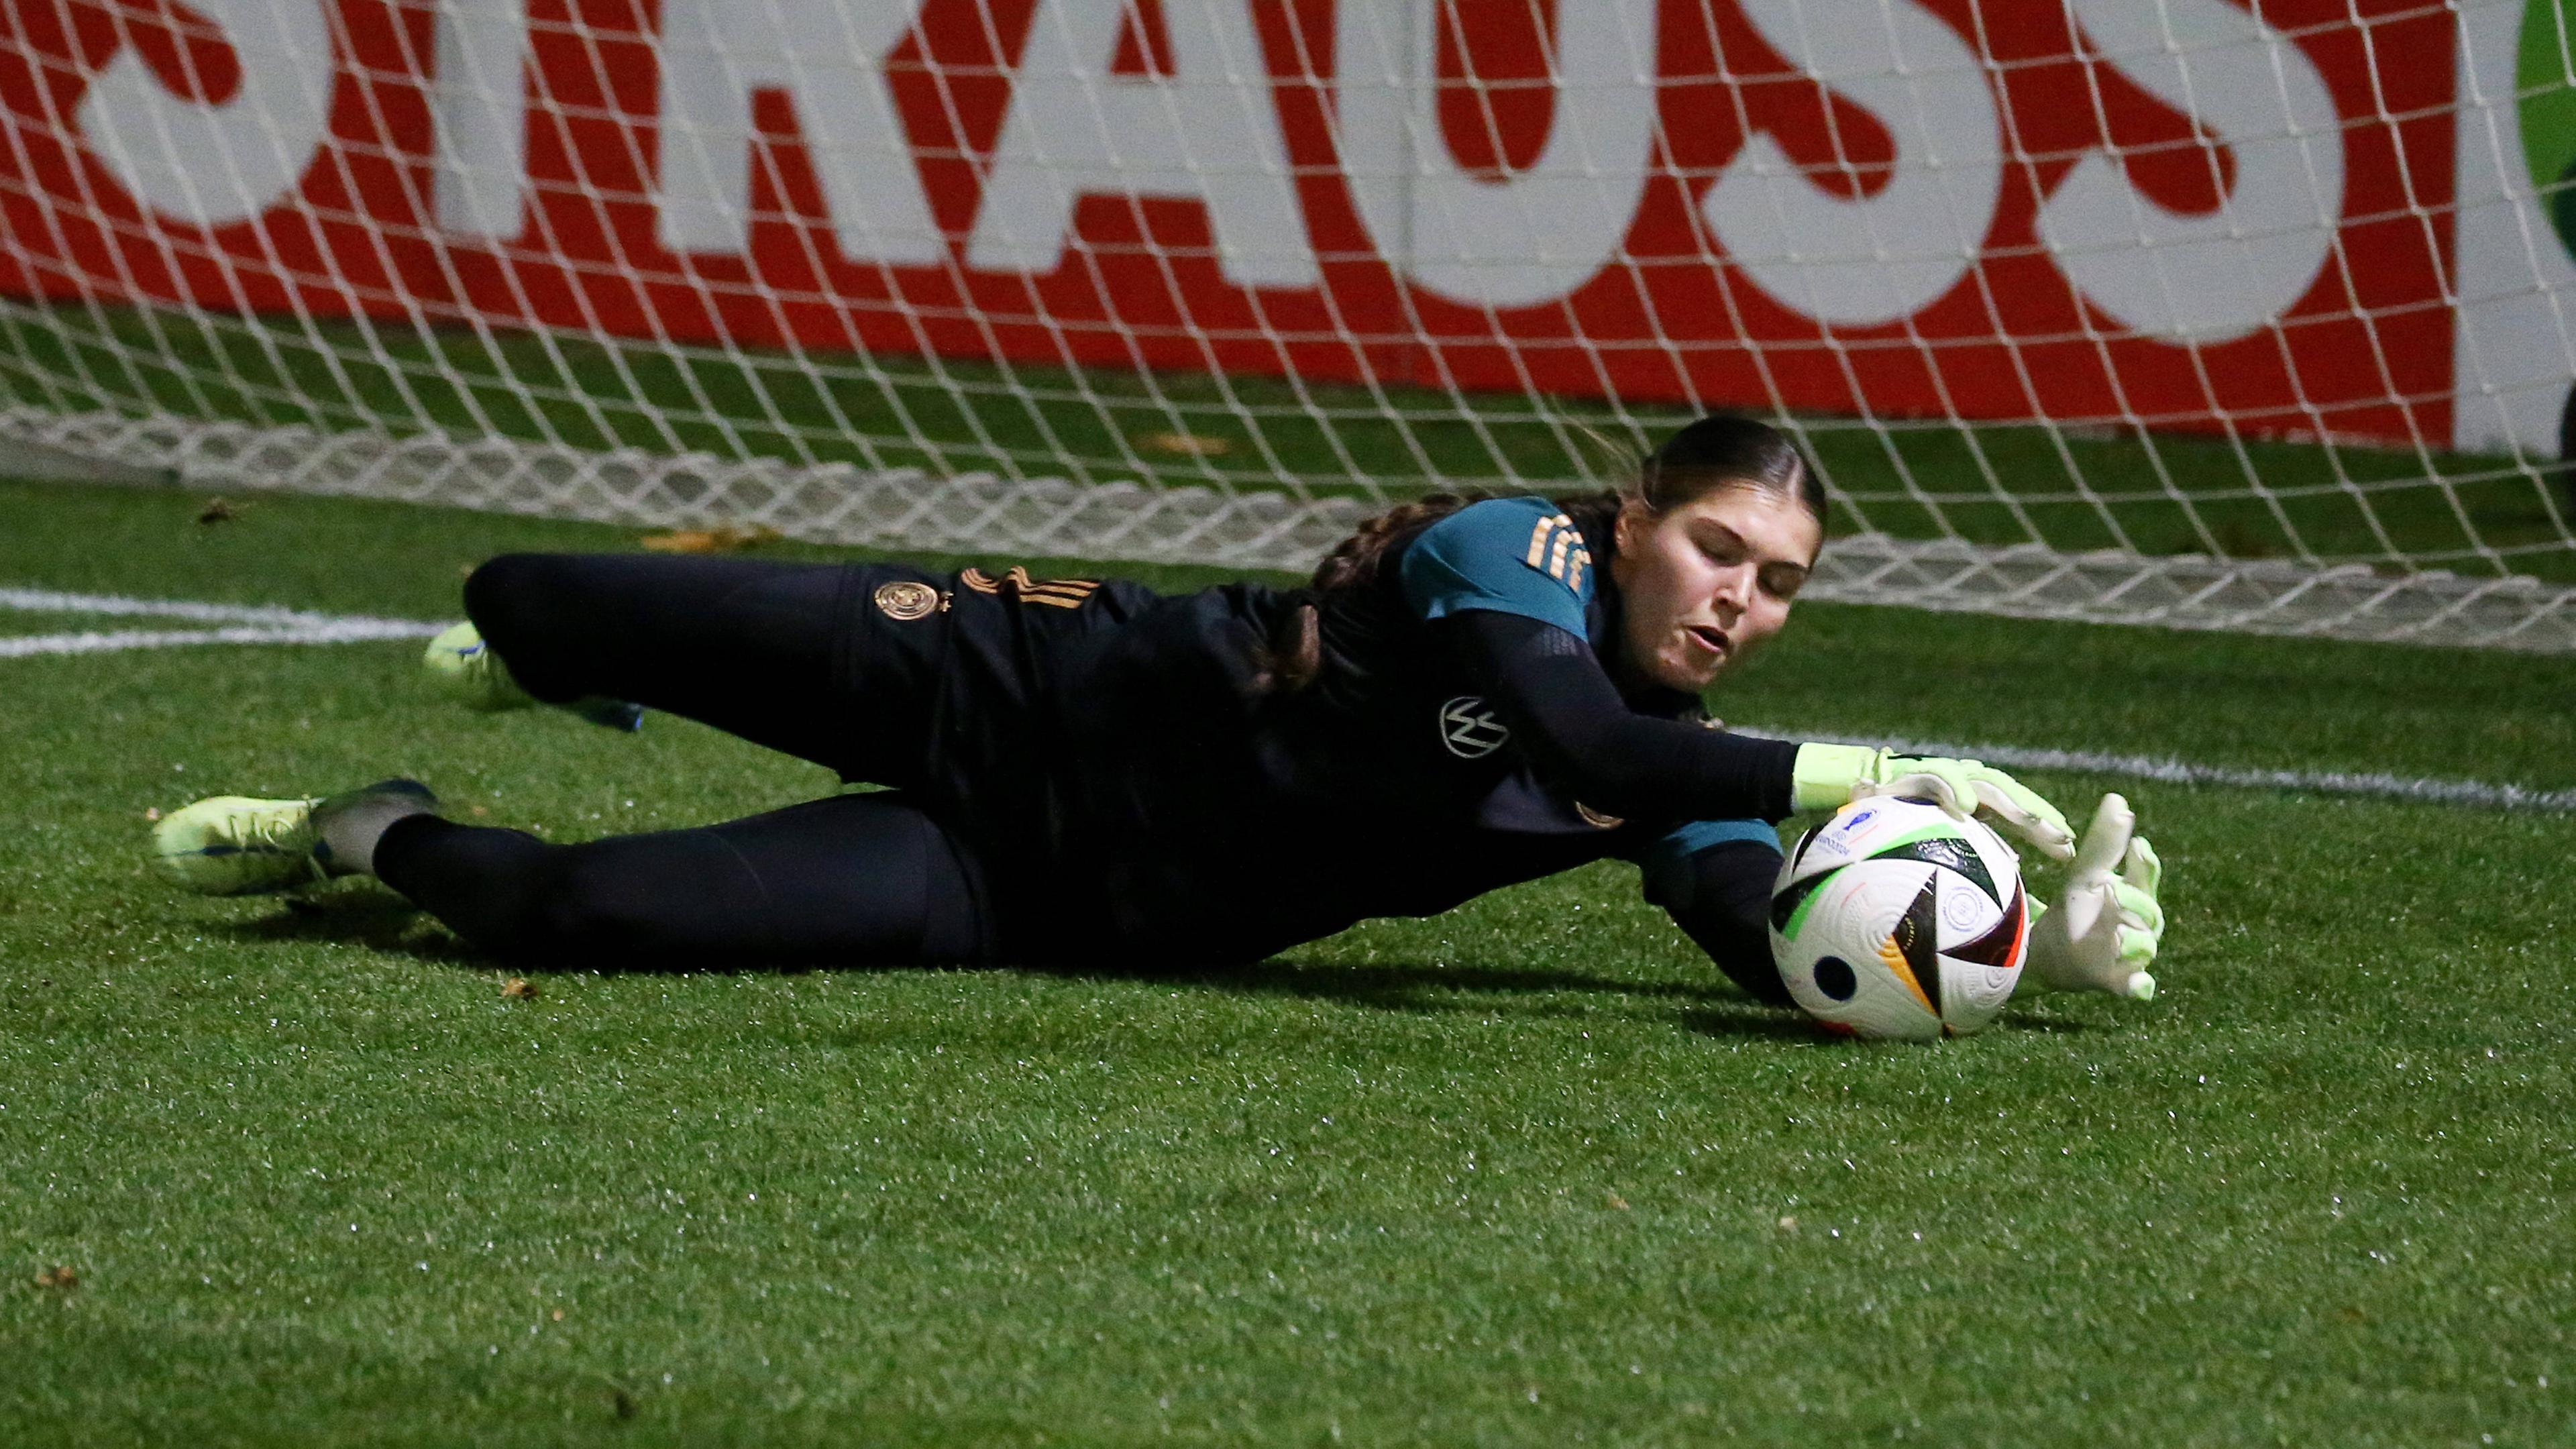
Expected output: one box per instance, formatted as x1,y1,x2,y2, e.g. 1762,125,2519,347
7,587,2567,814
0,586,444,658
1748,726,2576,814
0,586,431,631
0,623,442,658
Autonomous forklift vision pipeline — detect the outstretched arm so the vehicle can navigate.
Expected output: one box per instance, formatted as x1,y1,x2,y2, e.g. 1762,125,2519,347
1448,610,2076,859
1448,608,1797,822
1405,496,2075,854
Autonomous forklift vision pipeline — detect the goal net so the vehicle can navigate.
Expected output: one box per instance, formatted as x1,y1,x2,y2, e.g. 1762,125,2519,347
4,0,2575,650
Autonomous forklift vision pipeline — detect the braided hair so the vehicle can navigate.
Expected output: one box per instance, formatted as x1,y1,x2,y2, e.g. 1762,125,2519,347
1254,416,1823,692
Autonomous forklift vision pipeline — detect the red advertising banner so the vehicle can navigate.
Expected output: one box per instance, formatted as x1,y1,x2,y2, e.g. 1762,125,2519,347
0,0,2457,443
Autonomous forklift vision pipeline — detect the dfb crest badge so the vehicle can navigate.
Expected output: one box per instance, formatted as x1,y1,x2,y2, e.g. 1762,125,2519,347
873,580,943,621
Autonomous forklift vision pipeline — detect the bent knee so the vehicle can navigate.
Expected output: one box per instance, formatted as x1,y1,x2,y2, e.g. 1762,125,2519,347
462,553,569,640
462,554,591,702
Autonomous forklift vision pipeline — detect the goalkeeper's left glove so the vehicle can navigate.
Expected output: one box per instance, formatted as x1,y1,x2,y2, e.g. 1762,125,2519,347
1790,743,2076,861
2025,792,2165,1000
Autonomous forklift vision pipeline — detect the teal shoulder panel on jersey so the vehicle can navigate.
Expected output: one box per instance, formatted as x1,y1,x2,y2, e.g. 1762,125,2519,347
1635,817,1782,875
1398,496,1595,637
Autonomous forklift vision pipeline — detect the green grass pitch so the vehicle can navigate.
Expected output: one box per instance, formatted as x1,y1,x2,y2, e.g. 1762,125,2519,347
2,474,2573,1446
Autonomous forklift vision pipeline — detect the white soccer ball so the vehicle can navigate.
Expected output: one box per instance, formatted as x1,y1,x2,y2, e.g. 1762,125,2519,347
1770,796,2030,1040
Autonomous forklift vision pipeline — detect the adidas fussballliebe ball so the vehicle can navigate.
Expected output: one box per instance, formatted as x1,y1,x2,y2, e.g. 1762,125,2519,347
1770,796,2029,1040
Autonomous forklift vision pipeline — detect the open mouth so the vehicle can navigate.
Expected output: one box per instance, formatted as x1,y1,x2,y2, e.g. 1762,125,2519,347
1684,624,1729,659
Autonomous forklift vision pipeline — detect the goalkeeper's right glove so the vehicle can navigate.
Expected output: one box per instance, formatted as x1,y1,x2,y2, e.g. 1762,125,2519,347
2025,792,2165,1000
1790,743,2076,861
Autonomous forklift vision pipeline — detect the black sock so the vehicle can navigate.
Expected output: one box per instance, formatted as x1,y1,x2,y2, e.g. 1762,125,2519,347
371,816,557,953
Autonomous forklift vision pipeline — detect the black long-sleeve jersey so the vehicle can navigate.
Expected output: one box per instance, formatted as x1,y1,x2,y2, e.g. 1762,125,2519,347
950,496,1801,999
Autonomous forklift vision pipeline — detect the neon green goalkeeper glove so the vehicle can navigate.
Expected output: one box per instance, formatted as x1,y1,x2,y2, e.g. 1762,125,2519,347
2025,793,2165,999
1790,743,2077,860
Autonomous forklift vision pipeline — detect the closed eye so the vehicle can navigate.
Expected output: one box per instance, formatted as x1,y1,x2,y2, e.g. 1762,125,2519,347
1695,525,1748,568
1696,523,1807,598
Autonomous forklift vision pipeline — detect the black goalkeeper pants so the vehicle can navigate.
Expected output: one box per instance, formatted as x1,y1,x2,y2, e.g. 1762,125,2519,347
372,553,997,968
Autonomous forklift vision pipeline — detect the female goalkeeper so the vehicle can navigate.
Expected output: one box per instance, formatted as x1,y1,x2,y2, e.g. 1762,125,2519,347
151,415,2164,1002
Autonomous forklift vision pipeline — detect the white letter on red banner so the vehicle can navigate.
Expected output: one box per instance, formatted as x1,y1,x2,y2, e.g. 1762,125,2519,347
2039,0,2345,343
655,0,945,263
1701,0,2002,328
969,0,1318,288
1336,0,1662,309
76,0,336,227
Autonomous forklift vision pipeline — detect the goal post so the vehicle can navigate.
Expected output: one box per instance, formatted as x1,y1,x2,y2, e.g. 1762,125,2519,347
3,0,2575,649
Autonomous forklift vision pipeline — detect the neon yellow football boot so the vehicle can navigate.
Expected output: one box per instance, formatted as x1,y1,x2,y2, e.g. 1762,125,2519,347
152,780,437,895
423,622,536,711
423,623,641,731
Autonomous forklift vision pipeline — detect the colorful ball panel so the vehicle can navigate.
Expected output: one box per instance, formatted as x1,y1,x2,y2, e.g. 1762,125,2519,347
1770,797,2029,1039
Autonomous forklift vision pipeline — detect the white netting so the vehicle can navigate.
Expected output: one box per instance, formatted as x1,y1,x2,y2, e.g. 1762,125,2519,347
3,0,2575,648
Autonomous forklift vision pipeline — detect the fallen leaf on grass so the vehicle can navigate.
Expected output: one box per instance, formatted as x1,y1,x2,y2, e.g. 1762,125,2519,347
1607,1193,1629,1211
143,807,161,822
469,805,490,818
1137,431,1232,458
1776,1215,1799,1232
551,1309,565,1322
638,523,782,554
35,1266,76,1289
502,977,539,1000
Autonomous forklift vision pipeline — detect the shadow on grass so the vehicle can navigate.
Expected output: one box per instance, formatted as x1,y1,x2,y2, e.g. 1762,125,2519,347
217,891,486,965
1993,1012,2102,1034
1047,954,1794,1026
1677,1004,1835,1041
212,894,1811,1029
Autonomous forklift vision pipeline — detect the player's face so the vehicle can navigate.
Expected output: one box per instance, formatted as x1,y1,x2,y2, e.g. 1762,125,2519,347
1611,486,1821,692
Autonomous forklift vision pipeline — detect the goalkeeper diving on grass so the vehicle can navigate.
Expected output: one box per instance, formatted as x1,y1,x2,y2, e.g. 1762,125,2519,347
150,416,2164,1006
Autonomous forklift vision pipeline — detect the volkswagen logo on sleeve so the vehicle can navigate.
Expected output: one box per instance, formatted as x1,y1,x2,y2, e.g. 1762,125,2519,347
1437,696,1511,759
